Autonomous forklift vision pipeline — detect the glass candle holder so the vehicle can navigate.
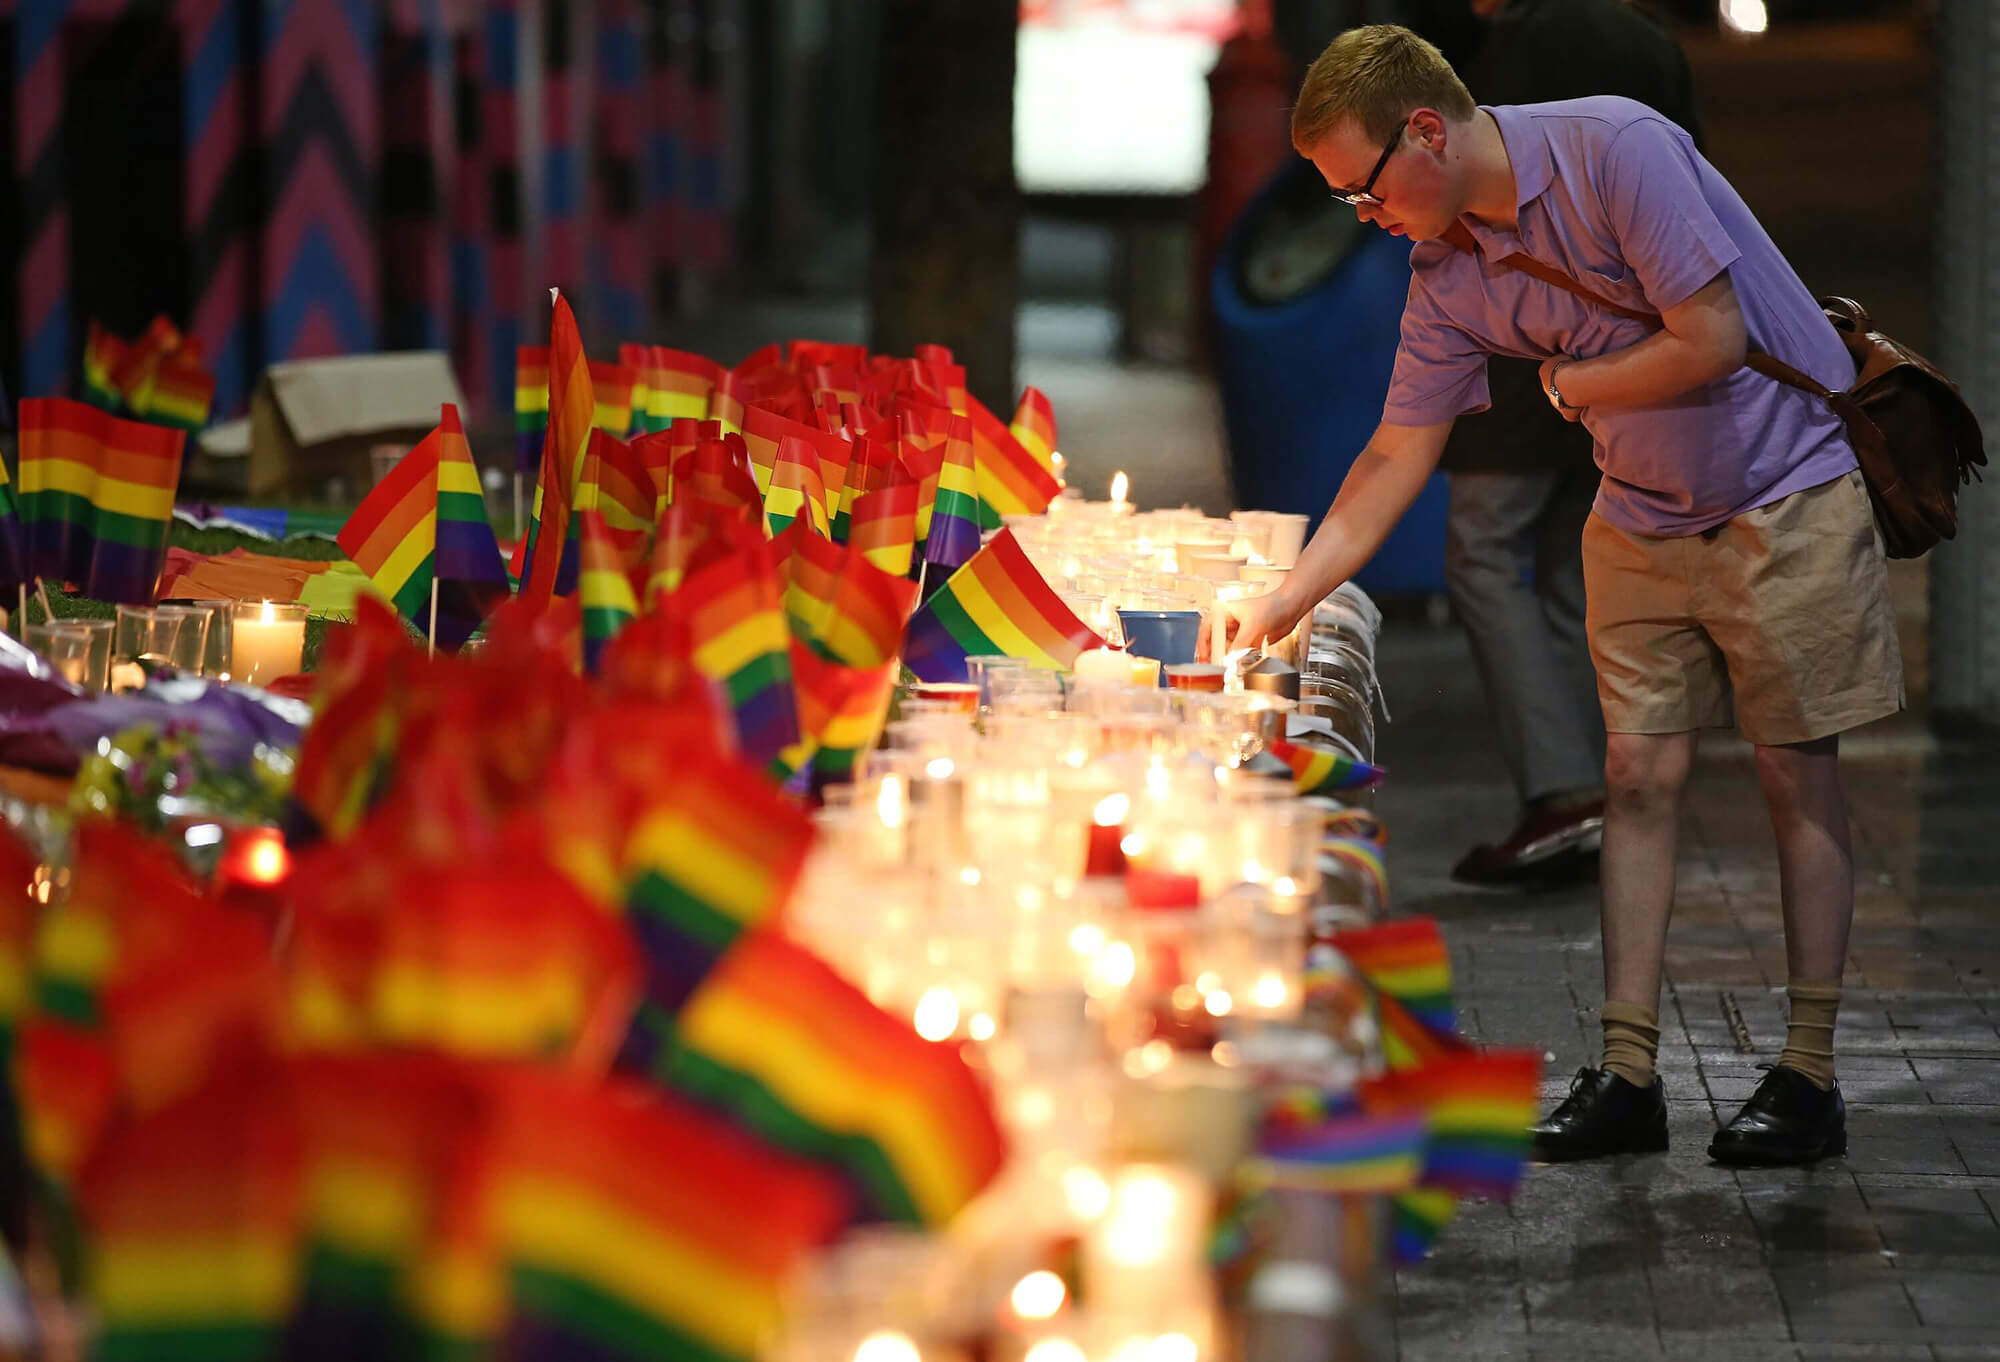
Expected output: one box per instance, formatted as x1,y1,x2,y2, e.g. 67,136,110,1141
31,617,111,691
23,622,96,688
151,604,212,675
160,598,232,677
229,601,308,685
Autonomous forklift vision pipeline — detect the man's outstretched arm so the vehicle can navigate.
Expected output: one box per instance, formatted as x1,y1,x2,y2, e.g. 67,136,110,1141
1226,417,1454,648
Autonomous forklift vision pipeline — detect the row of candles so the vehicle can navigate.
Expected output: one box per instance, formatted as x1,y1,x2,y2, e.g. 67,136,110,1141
766,486,1388,1362
1008,477,1309,671
17,599,308,692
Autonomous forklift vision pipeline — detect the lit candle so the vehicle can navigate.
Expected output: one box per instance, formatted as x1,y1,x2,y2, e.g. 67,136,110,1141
1074,647,1149,687
229,600,306,684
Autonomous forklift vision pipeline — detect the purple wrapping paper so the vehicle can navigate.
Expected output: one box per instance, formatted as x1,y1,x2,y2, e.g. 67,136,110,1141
0,633,310,775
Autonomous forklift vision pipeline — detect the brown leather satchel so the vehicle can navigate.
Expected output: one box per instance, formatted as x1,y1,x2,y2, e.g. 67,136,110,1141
1443,228,1987,558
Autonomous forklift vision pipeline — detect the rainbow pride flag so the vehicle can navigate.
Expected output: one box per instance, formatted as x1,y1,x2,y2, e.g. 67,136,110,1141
969,396,1059,522
707,370,747,436
789,643,897,777
666,545,800,771
663,928,1007,1226
1008,386,1058,476
903,528,1102,682
644,497,761,604
83,322,131,409
651,347,722,425
1363,1051,1541,1203
17,396,185,602
816,551,917,671
1330,918,1453,1036
491,1074,849,1362
1271,737,1386,795
336,405,507,651
1374,991,1471,1072
922,415,983,574
579,510,640,675
516,345,551,476
577,428,652,542
741,403,850,504
337,418,439,622
284,1053,496,1357
1248,1109,1429,1195
778,521,844,641
517,295,594,607
1323,835,1389,914
1389,1188,1460,1266
130,356,216,431
848,478,917,579
614,749,813,1056
76,1068,306,1362
589,360,638,437
764,435,831,540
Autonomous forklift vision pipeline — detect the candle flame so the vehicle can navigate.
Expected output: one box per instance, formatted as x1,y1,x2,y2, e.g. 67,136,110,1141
876,774,906,829
261,599,275,625
1110,470,1129,503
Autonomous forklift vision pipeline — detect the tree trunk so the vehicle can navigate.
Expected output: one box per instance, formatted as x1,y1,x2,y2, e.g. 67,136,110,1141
869,0,1019,413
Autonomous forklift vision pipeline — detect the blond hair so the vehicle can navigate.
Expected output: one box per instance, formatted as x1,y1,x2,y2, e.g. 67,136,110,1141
1290,25,1476,154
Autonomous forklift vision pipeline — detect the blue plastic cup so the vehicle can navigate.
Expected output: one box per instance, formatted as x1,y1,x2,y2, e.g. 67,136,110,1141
1117,609,1203,679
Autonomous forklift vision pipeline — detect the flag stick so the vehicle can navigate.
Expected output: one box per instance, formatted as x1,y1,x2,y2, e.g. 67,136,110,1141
915,557,930,601
513,471,524,539
15,585,24,634
34,579,53,624
427,577,439,659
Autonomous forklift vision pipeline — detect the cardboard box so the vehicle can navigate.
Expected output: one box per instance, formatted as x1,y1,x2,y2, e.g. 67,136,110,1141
243,352,466,498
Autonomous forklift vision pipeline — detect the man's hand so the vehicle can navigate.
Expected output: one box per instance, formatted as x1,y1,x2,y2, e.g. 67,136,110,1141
1538,358,1585,422
1223,587,1309,654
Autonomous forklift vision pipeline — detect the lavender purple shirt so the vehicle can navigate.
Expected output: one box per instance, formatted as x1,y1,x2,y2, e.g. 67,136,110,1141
1382,97,1856,536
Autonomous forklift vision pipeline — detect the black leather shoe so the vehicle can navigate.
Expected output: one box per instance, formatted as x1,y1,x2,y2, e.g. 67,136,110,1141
1530,1066,1669,1162
1708,1065,1846,1166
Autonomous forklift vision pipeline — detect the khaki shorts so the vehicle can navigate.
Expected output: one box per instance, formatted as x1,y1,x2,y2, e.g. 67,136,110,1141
1582,470,1904,746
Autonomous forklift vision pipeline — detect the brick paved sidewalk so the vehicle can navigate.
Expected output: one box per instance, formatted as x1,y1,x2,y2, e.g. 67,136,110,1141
1375,622,2000,1360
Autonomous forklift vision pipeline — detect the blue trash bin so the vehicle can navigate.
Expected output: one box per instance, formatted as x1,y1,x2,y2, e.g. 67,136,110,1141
1209,159,1448,595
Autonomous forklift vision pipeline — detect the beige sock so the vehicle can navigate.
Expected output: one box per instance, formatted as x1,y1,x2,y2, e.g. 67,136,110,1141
1600,1000,1661,1088
1778,980,1842,1090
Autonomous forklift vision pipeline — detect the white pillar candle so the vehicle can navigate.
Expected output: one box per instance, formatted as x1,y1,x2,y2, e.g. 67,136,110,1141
229,601,307,684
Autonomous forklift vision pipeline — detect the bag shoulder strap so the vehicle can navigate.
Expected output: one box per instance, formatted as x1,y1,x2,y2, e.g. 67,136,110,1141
1437,222,1831,400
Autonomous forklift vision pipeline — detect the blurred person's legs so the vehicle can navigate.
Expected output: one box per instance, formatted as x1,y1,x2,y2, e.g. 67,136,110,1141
1444,464,1606,887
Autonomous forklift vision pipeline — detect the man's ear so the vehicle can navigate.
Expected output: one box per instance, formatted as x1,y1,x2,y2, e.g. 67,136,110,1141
1409,108,1448,153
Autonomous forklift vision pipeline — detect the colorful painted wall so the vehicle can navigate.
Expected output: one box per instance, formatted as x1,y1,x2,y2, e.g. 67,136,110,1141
4,0,743,422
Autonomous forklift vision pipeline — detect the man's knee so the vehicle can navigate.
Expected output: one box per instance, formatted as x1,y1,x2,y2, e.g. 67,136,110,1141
1751,736,1841,808
1604,732,1693,810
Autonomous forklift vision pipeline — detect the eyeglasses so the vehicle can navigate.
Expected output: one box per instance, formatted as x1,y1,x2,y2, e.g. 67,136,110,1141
1332,124,1405,207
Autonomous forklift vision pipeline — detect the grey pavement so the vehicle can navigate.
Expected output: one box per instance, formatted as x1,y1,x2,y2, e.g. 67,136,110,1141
1376,622,2000,1357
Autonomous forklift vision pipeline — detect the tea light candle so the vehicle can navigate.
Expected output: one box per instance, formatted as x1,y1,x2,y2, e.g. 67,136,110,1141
1075,648,1157,688
229,600,307,684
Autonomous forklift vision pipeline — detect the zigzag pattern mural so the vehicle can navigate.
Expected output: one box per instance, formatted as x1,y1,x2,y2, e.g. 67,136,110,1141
260,0,378,362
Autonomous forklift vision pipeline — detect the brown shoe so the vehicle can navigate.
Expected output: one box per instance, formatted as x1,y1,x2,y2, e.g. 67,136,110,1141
1451,798,1605,888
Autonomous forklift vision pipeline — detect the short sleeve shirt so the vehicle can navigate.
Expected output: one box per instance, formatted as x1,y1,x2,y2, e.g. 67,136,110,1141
1382,98,1856,536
